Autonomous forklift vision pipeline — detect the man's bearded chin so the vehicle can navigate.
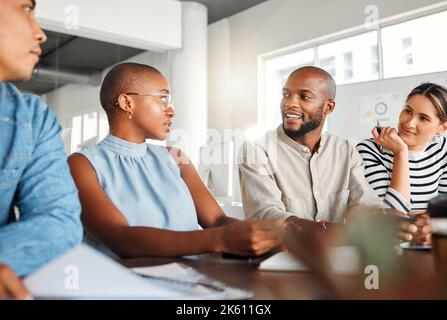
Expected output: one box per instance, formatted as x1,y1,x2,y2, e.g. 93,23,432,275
283,109,323,139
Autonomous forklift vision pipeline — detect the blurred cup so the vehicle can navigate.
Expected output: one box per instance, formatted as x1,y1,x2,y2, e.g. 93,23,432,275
427,195,447,272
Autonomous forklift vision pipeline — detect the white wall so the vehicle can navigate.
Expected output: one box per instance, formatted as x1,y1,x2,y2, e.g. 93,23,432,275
207,0,444,133
36,0,181,51
44,82,100,154
168,2,208,165
208,19,232,132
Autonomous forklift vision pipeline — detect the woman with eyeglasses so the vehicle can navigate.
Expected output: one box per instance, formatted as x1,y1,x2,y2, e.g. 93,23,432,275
356,83,447,244
68,62,284,258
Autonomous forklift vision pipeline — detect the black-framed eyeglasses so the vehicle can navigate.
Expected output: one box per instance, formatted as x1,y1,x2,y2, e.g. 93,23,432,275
115,92,173,111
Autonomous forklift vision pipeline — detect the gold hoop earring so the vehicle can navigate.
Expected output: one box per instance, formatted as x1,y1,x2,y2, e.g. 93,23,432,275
432,133,441,143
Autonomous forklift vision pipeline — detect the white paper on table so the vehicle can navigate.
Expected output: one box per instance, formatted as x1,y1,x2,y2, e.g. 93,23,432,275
258,251,308,271
259,246,361,275
24,244,215,299
133,263,195,280
133,263,253,300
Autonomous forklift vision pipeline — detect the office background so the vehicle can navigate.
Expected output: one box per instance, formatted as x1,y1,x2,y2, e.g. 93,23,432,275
15,0,447,205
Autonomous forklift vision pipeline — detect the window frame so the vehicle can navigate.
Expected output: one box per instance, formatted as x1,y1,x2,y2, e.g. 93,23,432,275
258,2,447,132
70,109,109,154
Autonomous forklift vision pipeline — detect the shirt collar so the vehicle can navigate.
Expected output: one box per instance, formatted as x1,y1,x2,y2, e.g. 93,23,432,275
100,134,147,157
277,125,326,155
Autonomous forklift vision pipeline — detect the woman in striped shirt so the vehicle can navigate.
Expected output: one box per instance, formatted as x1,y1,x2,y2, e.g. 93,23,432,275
357,83,447,218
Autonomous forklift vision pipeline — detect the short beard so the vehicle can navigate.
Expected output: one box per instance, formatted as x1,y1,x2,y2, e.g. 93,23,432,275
283,106,324,139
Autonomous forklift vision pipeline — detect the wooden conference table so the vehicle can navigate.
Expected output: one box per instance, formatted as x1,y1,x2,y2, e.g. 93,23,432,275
121,249,440,299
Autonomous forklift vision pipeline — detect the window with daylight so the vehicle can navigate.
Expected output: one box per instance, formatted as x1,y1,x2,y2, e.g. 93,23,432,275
370,45,379,77
343,51,353,81
260,8,447,133
70,110,109,154
319,56,336,79
382,10,447,78
401,36,414,67
317,30,379,85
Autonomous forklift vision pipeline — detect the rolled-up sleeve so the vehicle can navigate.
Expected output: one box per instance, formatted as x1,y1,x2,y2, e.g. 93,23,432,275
0,100,82,276
356,141,410,214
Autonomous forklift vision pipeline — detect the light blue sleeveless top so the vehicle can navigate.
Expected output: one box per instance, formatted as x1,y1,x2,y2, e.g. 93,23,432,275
79,134,199,232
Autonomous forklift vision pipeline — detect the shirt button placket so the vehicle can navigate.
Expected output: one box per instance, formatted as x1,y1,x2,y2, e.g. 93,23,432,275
310,156,321,216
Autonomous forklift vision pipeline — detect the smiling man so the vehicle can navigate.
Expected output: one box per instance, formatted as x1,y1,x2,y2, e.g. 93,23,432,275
238,66,383,231
0,0,82,298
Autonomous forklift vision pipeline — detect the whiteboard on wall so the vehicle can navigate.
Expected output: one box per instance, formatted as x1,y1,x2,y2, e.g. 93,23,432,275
329,71,447,145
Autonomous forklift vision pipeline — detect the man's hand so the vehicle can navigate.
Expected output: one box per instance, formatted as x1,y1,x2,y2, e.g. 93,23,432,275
286,216,341,235
286,216,322,232
219,219,285,256
0,264,32,300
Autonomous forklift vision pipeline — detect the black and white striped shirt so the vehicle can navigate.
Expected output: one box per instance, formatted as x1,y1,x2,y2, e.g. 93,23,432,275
356,136,447,213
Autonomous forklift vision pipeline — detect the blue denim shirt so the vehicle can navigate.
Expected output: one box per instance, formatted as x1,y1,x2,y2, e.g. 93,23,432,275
0,82,82,276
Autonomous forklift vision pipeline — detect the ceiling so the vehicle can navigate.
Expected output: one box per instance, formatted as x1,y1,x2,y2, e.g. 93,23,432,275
14,0,269,95
13,30,145,95
180,0,268,24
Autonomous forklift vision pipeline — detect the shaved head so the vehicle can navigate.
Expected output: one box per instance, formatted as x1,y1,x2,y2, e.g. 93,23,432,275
289,66,336,100
100,62,162,114
281,65,337,142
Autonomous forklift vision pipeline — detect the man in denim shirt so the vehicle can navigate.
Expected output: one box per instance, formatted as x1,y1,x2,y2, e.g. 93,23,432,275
0,0,82,298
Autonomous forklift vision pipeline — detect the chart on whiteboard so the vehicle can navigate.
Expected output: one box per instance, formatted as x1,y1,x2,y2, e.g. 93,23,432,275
360,92,403,128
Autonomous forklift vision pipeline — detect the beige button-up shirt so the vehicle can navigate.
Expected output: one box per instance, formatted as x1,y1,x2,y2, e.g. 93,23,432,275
238,126,383,222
